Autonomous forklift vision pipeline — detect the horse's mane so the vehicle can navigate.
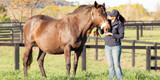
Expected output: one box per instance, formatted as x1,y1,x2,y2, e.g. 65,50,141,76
72,4,105,14
72,5,93,14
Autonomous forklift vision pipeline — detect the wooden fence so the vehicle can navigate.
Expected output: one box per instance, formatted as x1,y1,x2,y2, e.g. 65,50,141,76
146,46,160,71
0,22,24,43
87,37,160,71
0,42,160,71
81,44,160,71
1,21,160,71
1,21,160,43
125,20,160,40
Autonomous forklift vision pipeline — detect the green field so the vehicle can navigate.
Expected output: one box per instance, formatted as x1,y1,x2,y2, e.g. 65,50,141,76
0,28,160,80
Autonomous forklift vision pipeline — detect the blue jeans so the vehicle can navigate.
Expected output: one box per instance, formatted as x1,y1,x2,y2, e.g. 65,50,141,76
105,45,123,80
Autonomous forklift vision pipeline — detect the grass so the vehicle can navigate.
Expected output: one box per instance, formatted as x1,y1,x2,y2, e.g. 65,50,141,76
1,68,160,80
0,47,160,80
0,46,160,80
124,29,160,42
0,28,160,79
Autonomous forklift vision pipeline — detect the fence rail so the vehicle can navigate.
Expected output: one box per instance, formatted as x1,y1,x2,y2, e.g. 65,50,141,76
0,25,23,43
0,42,160,71
1,20,160,43
87,37,160,71
88,37,160,45
1,21,160,71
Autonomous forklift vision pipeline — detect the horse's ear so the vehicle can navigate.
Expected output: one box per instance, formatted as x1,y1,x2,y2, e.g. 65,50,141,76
94,1,99,8
102,3,105,7
102,3,106,11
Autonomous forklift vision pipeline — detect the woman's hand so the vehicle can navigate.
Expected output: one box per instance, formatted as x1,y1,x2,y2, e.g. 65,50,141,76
105,32,113,36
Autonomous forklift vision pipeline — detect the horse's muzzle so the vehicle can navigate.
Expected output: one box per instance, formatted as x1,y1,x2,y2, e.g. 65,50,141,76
100,21,109,29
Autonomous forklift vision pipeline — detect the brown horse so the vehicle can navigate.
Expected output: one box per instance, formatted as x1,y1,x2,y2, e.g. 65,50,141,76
23,1,110,77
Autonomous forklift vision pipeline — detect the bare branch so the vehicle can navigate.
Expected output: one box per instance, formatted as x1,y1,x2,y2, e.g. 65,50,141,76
31,0,40,10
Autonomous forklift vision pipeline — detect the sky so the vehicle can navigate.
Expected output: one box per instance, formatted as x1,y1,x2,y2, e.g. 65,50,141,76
66,0,160,12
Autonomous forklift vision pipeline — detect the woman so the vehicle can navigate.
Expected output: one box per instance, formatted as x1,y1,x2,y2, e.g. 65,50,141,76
102,9,126,80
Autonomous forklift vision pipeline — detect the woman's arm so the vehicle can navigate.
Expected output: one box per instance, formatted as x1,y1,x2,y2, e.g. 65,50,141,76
112,23,124,39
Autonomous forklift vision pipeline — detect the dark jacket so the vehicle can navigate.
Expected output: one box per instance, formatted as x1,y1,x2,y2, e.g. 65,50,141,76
101,19,124,46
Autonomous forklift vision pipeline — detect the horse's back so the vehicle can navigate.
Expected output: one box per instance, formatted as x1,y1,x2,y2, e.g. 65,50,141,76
24,15,55,28
28,15,55,21
23,15,55,43
23,15,64,53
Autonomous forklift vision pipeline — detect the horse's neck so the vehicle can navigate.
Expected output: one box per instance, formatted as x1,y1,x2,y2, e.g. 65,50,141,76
75,11,92,38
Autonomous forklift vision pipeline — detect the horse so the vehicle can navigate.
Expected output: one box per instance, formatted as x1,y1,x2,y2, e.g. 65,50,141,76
23,1,110,77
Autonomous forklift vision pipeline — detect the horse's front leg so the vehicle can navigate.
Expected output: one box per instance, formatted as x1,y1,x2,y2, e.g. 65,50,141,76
64,44,71,76
73,47,83,76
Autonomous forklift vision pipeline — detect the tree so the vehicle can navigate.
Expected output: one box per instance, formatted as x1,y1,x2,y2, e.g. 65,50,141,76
8,0,49,22
8,0,26,22
107,4,149,20
153,3,160,20
0,3,10,22
38,3,79,19
25,0,50,17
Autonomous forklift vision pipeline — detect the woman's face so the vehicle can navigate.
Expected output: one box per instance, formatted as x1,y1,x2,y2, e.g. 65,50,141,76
108,15,116,20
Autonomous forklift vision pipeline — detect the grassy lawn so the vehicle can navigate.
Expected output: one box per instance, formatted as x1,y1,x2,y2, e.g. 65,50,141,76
0,46,160,80
0,28,160,79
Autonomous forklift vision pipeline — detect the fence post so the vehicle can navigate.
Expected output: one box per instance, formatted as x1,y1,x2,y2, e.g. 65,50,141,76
140,26,143,37
81,45,86,71
14,43,19,70
146,46,151,71
20,22,23,43
154,43,157,71
136,26,139,40
88,38,90,42
95,37,98,60
10,30,14,43
132,40,135,67
151,21,153,30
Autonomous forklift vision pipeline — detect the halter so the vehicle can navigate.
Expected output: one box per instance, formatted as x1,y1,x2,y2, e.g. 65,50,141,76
91,9,94,22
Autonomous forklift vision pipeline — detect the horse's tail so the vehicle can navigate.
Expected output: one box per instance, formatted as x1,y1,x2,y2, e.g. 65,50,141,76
27,50,33,69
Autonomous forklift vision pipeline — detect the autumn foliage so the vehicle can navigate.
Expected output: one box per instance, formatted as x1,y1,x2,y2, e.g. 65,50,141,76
0,0,160,22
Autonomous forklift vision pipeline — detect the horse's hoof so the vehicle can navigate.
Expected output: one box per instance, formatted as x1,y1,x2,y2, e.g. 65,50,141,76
24,74,28,77
42,75,47,78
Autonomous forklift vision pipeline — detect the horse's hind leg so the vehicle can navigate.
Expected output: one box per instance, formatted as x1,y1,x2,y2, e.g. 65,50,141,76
23,42,34,77
37,48,46,77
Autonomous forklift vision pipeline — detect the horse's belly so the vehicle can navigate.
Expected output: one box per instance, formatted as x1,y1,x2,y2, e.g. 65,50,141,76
46,47,64,54
40,43,65,54
35,37,65,54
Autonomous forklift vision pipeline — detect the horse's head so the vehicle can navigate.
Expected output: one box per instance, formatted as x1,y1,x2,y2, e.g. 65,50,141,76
91,1,110,30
